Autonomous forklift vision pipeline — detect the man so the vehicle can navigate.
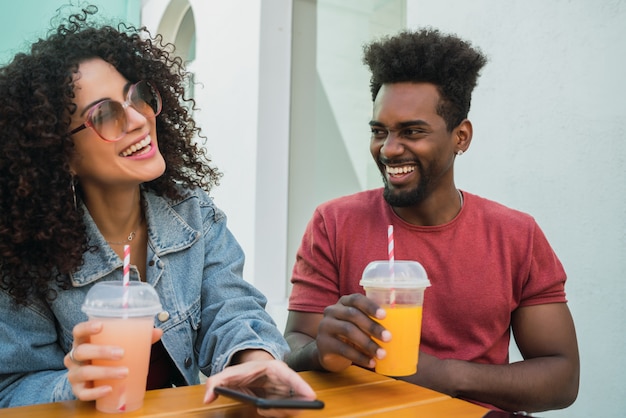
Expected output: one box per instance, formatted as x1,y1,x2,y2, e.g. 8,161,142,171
284,29,579,413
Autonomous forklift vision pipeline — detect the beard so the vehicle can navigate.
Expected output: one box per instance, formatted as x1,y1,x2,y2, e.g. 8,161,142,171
381,163,430,207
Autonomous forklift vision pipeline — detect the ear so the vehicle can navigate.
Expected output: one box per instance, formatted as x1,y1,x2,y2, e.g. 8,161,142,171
68,150,78,177
454,119,473,155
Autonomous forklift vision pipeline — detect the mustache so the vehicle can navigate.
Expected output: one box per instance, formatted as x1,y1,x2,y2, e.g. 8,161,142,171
379,157,418,166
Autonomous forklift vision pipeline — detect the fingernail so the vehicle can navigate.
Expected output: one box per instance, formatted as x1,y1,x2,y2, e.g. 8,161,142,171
111,348,124,359
376,348,387,360
376,308,386,319
381,330,392,342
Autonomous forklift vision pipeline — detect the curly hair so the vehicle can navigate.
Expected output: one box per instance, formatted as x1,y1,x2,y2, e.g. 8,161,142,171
0,5,221,305
362,28,488,131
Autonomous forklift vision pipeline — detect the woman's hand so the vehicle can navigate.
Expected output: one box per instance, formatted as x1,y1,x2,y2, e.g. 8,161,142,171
204,352,317,417
64,320,162,401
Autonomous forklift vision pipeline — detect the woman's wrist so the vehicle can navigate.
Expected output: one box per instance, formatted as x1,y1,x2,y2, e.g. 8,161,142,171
230,349,275,365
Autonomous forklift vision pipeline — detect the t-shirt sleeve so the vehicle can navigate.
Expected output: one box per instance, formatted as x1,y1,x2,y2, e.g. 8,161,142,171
288,208,342,313
519,222,568,307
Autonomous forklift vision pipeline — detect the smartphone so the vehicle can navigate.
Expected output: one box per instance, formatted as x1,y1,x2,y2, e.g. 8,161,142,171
482,412,536,417
214,386,325,410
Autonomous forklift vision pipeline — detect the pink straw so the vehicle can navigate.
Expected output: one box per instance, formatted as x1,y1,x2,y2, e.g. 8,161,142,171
388,225,396,306
122,244,130,309
117,245,130,412
387,225,395,266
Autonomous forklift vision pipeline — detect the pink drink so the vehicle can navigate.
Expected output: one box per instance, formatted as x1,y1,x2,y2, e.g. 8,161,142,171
90,316,155,413
82,281,161,413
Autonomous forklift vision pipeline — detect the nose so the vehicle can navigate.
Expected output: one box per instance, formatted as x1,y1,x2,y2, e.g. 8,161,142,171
123,102,148,131
380,131,404,158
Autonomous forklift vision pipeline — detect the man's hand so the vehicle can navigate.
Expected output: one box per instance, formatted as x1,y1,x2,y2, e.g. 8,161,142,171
399,303,579,413
284,293,391,372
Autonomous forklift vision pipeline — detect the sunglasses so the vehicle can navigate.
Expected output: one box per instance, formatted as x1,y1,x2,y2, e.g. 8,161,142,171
69,80,162,142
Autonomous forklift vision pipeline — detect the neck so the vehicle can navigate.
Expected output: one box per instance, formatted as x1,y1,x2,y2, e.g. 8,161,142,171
392,187,463,226
82,186,144,243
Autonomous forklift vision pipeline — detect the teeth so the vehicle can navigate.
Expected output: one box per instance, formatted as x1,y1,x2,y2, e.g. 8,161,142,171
386,165,415,175
121,137,151,157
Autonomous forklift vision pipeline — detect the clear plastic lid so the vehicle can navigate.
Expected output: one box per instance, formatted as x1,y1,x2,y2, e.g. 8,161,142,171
359,260,431,289
81,281,162,318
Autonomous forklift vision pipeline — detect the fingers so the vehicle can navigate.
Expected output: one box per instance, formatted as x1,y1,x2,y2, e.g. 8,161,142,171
67,363,128,401
204,360,316,404
264,360,316,399
68,347,81,365
71,320,103,346
204,362,267,400
64,321,104,371
330,294,389,339
316,327,379,370
65,343,127,402
316,294,390,369
338,293,383,319
151,327,163,344
65,320,128,402
67,343,125,368
206,360,315,418
205,363,259,403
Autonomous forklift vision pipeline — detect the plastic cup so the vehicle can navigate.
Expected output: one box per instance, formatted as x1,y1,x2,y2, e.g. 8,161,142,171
81,281,162,413
359,260,430,377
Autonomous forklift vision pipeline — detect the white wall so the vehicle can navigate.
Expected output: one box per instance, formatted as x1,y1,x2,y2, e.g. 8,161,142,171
406,1,626,417
142,0,293,305
183,0,262,293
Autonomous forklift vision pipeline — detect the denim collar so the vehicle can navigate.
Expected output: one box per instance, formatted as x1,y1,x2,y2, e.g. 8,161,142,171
70,190,200,287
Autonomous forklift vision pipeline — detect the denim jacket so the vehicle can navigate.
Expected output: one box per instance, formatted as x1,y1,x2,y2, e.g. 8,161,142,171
0,187,289,407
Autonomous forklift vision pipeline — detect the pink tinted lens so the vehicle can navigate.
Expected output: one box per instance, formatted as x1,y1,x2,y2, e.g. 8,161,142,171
130,81,162,117
89,101,127,141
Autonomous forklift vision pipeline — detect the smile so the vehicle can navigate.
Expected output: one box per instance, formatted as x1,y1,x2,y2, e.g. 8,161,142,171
120,136,152,157
386,165,415,176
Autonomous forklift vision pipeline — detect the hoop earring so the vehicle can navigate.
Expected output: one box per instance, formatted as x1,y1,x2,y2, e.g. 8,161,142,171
71,178,77,210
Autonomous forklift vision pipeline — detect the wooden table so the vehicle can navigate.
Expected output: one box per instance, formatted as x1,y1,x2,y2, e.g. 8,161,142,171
0,366,490,417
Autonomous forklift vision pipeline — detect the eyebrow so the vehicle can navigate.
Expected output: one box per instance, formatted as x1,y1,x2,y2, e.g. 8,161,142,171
369,119,430,129
78,81,134,117
80,98,109,117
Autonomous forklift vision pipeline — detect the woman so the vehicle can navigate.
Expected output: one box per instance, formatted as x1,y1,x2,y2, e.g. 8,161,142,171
0,5,314,414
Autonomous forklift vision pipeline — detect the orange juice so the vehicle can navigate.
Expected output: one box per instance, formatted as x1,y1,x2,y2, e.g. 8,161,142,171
90,316,154,413
373,305,423,376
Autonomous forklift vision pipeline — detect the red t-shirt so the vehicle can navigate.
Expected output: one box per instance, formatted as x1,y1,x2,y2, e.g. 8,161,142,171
288,189,567,365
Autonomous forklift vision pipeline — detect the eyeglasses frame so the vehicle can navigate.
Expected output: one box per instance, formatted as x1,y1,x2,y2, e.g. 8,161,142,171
69,80,162,142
